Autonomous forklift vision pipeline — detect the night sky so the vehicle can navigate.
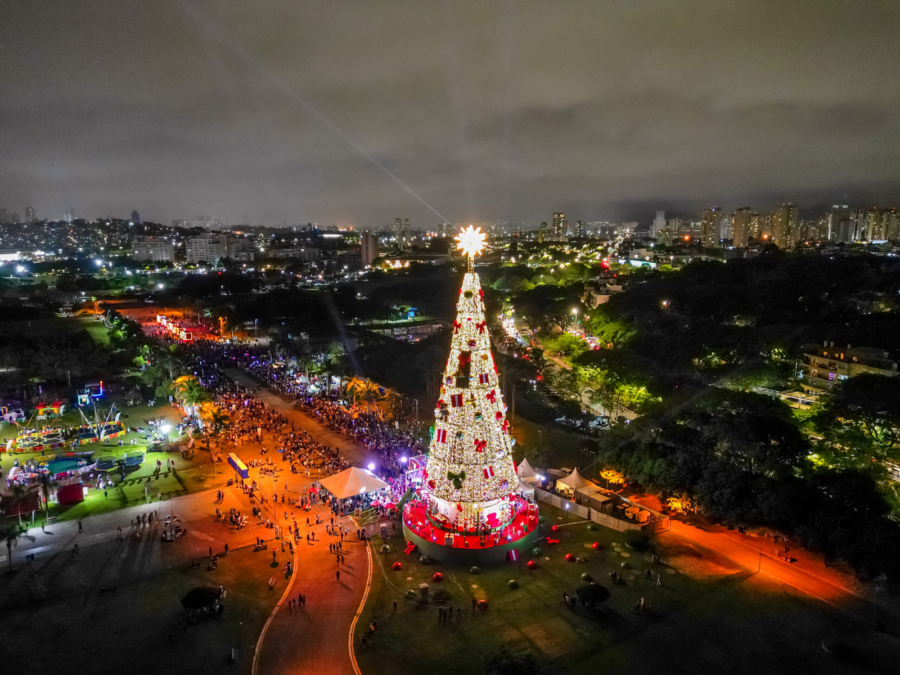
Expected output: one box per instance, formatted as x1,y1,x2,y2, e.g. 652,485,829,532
1,1,899,226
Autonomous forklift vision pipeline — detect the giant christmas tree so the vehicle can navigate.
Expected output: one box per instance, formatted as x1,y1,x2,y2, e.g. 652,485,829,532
422,226,520,532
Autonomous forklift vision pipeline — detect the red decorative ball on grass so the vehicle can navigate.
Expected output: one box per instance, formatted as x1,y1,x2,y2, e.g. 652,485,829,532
477,599,488,609
551,524,559,532
392,562,402,570
527,560,537,569
433,572,444,582
591,542,601,549
564,553,575,562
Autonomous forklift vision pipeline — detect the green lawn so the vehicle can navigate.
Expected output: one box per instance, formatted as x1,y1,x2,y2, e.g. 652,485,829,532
355,504,900,675
77,315,111,346
0,536,280,675
356,504,707,675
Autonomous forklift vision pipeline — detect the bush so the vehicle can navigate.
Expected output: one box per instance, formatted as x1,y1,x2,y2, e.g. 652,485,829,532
624,530,651,551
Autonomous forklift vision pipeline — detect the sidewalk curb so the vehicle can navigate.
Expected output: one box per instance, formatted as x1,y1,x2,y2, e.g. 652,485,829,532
252,534,300,675
349,540,374,675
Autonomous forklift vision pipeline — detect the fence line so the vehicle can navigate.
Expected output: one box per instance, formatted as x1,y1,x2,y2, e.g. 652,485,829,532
533,488,644,532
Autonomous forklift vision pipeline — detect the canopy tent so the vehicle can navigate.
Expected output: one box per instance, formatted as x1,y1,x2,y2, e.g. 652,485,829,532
515,478,535,499
556,467,593,492
318,467,390,501
516,457,541,485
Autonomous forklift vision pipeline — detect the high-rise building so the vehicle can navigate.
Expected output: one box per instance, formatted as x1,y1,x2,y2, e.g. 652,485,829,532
130,210,141,223
867,208,885,240
186,235,232,264
748,213,761,240
771,204,798,248
133,238,175,263
9,212,20,224
24,206,35,222
732,207,752,248
666,216,685,237
538,222,547,243
393,217,410,251
886,209,900,241
652,211,666,238
65,208,75,223
172,219,189,228
719,212,733,242
360,229,378,267
241,215,250,228
572,220,586,238
826,205,849,242
551,212,567,240
701,207,721,247
0,208,7,223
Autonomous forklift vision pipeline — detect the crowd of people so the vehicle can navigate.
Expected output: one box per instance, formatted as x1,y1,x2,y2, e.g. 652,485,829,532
144,335,428,526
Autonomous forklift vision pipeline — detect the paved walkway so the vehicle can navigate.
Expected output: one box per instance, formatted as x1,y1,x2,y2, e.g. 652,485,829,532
663,520,889,623
224,368,372,468
225,368,375,675
254,512,370,675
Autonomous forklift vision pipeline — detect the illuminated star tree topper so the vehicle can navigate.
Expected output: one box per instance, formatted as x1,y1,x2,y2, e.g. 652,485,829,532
455,225,487,270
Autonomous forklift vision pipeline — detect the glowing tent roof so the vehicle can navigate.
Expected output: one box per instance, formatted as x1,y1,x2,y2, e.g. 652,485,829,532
318,467,390,500
516,457,540,483
556,467,593,491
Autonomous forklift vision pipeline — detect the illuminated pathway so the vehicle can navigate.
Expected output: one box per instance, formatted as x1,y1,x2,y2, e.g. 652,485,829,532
662,520,882,620
224,368,373,468
223,368,377,674
252,508,370,675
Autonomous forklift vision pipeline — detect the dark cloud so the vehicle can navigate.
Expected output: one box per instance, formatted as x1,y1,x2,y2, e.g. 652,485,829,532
1,0,898,225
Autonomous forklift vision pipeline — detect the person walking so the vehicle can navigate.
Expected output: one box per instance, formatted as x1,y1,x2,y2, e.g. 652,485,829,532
336,569,340,582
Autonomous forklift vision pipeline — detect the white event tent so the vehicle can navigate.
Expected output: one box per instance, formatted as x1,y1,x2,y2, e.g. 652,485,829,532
555,467,593,492
516,457,541,485
318,467,390,500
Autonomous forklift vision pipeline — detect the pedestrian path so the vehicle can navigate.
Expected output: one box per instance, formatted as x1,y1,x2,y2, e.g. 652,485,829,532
224,368,372,468
254,512,370,675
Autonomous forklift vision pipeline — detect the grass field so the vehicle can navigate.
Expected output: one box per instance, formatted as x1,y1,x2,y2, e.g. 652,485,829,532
78,315,111,346
355,504,900,675
0,536,280,675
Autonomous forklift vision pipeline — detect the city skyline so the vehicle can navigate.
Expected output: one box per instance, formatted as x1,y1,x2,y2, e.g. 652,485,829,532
1,2,899,226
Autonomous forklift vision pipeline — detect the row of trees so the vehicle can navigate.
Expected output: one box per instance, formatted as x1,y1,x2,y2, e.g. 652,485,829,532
599,389,900,579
